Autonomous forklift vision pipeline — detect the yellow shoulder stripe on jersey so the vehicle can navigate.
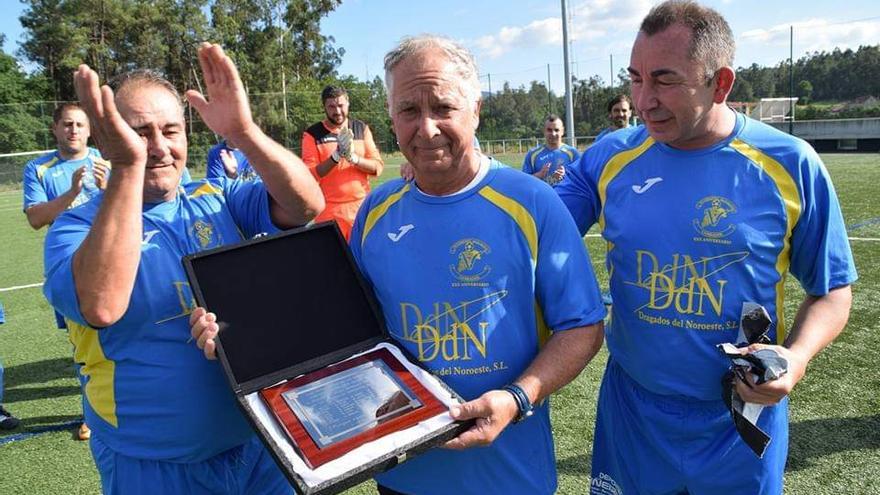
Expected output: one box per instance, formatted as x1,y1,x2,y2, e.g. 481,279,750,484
68,321,118,427
562,147,575,161
533,301,552,349
530,146,546,168
479,186,538,264
36,156,61,181
361,183,411,245
730,139,802,344
597,137,655,231
188,182,223,199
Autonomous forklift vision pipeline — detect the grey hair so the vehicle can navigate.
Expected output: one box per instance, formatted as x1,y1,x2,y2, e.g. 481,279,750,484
110,69,183,107
640,0,735,83
383,35,481,115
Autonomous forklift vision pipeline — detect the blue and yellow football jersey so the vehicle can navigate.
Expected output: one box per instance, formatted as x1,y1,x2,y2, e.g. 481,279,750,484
522,144,580,186
350,160,606,495
23,148,108,211
557,112,857,400
43,178,279,462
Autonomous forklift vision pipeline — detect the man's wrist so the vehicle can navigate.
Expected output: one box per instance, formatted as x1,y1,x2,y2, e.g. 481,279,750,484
350,153,360,165
331,150,341,163
502,383,534,423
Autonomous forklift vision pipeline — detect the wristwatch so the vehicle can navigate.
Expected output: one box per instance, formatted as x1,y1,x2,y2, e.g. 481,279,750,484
502,383,534,423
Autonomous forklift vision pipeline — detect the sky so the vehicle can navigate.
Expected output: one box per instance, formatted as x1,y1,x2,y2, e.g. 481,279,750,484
2,0,879,95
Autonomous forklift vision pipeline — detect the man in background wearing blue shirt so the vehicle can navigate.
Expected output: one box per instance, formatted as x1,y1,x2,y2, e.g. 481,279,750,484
522,114,580,186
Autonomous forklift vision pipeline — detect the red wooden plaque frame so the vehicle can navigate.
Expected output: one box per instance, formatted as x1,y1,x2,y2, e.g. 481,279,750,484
259,348,446,469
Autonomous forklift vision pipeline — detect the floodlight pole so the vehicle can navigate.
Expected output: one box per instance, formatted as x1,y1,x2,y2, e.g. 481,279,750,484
610,54,614,89
561,0,575,146
789,25,794,135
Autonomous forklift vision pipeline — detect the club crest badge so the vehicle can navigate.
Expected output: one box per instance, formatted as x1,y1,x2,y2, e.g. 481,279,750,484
693,195,737,239
191,220,219,249
449,238,491,284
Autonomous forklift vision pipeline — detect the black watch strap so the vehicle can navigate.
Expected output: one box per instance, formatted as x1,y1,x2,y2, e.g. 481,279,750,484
502,383,534,423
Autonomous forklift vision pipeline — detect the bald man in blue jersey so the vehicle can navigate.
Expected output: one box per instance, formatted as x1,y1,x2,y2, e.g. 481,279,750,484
557,2,856,494
522,114,580,187
43,44,323,494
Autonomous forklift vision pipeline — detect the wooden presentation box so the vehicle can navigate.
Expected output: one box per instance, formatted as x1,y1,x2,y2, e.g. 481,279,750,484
183,222,470,495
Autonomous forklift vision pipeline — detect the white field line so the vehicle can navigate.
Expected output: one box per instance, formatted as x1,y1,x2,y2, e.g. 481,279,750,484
0,282,43,292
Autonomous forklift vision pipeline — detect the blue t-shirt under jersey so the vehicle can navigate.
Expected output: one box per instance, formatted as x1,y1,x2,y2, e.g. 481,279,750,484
557,112,857,400
43,178,279,462
350,160,606,495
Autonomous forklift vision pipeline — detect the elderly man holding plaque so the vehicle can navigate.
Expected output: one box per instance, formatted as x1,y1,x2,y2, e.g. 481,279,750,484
348,36,607,495
43,43,324,494
195,34,607,495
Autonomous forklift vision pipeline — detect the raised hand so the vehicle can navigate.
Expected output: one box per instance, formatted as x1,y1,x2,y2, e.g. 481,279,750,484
93,161,111,190
400,162,415,181
535,163,550,179
185,43,255,144
219,149,239,179
69,166,86,195
73,65,147,169
337,127,354,160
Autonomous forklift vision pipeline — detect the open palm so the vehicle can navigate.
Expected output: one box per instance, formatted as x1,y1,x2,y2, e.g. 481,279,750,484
185,43,255,142
73,65,147,169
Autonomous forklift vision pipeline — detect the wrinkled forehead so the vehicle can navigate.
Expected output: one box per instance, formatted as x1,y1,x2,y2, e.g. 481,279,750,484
630,26,697,76
390,50,469,100
116,84,185,128
545,119,563,130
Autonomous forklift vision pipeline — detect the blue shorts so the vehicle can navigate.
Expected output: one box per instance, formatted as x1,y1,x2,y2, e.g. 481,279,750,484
90,434,293,495
591,359,788,495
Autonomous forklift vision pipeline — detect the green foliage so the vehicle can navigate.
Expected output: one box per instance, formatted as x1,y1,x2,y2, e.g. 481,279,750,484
733,45,880,102
798,102,880,120
480,70,631,141
17,0,343,100
0,34,53,154
797,80,813,105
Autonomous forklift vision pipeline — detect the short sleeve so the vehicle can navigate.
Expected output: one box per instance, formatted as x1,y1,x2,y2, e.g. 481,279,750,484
22,161,48,211
43,206,95,326
555,150,602,236
788,150,857,295
533,187,606,331
222,178,281,237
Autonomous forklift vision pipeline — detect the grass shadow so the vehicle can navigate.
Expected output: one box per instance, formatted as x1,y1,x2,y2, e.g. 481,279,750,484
0,414,84,437
557,453,592,475
787,414,880,471
4,385,81,402
4,357,77,387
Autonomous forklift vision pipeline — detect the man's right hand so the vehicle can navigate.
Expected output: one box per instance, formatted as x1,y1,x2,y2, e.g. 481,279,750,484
400,162,414,181
73,65,148,169
190,307,220,360
220,149,239,178
337,127,354,160
67,166,86,196
534,163,550,179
